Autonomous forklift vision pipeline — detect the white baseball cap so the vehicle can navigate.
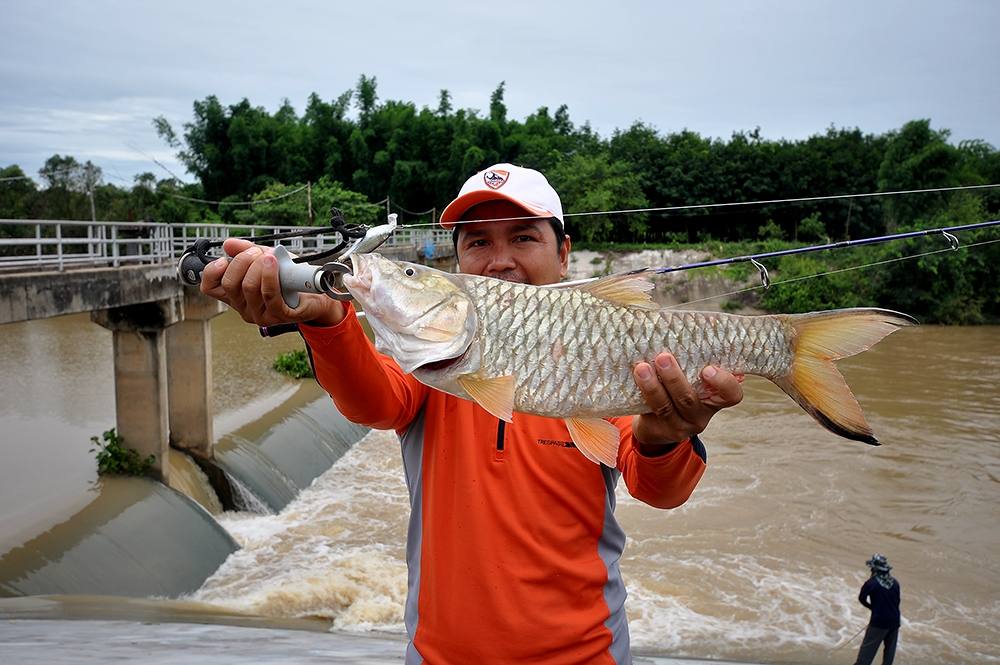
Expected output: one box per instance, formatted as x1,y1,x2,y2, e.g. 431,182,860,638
439,163,564,228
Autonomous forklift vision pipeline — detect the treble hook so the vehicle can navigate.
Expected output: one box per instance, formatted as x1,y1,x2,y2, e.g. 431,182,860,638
750,257,770,290
941,231,960,251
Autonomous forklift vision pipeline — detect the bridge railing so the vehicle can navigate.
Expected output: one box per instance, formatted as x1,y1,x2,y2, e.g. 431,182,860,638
0,219,453,272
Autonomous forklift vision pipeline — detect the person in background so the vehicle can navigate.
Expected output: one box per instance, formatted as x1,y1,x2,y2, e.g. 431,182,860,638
201,163,744,664
853,553,901,665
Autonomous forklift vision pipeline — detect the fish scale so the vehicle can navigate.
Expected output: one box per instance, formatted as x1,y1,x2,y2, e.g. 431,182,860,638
468,279,794,419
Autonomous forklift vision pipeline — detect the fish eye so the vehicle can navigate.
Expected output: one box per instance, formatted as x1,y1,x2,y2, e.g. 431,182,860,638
404,268,415,277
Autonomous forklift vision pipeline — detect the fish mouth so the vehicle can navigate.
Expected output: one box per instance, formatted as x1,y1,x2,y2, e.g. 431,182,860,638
344,254,373,292
413,345,469,372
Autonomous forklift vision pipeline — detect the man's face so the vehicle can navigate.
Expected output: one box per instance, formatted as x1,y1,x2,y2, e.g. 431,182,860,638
454,202,570,286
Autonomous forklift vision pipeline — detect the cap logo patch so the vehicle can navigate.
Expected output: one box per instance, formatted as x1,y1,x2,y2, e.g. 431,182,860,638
483,169,509,190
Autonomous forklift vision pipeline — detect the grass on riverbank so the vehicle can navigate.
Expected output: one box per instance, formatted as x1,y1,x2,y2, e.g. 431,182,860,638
273,349,314,379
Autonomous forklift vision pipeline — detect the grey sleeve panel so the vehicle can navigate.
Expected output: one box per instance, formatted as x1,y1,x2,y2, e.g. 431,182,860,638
399,408,427,665
600,466,632,664
690,434,707,464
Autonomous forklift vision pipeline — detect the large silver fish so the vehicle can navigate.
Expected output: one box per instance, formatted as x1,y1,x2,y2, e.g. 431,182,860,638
343,253,916,467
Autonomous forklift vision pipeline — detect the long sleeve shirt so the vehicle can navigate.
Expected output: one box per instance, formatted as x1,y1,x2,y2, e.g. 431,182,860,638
301,304,707,664
858,576,901,629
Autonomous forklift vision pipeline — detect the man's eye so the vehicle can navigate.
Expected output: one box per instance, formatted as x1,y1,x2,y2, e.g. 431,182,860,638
514,235,536,243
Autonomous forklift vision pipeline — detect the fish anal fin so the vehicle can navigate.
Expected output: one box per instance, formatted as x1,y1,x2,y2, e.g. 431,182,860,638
458,374,516,422
564,417,621,467
579,271,657,310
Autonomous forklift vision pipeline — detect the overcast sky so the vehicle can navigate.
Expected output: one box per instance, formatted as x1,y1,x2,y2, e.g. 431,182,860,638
1,0,998,188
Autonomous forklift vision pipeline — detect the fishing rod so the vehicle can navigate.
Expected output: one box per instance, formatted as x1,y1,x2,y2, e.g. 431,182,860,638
555,219,1000,290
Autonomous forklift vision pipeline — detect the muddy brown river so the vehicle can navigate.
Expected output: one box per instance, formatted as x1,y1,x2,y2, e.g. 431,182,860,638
1,310,997,663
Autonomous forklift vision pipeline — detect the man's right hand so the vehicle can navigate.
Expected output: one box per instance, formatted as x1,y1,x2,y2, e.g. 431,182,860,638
200,238,346,327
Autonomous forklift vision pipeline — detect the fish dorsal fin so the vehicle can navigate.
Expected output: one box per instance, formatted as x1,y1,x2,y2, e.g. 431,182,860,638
579,270,657,309
564,417,621,467
458,374,516,423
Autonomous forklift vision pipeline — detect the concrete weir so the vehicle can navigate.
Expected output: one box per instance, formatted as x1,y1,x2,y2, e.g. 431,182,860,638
90,290,224,483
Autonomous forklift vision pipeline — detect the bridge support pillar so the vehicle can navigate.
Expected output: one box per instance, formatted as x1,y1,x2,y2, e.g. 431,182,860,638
92,298,182,483
166,291,226,459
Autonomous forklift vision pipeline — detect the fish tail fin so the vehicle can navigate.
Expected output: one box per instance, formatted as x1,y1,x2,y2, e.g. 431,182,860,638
773,308,917,445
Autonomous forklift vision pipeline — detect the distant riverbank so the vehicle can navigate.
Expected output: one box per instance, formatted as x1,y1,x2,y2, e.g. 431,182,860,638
567,246,762,313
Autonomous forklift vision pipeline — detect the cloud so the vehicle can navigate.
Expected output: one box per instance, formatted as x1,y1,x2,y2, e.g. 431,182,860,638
2,0,998,187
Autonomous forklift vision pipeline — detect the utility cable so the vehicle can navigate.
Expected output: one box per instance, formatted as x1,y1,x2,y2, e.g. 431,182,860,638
165,183,308,206
390,201,436,216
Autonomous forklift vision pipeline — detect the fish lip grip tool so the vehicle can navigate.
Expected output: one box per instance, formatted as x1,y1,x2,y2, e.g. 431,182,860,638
176,214,398,306
272,245,352,306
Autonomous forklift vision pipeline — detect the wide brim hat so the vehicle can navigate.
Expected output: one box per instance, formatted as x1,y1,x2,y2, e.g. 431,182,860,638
866,554,892,572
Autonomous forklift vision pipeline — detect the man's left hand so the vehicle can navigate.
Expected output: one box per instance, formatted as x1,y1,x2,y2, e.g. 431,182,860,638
631,352,744,455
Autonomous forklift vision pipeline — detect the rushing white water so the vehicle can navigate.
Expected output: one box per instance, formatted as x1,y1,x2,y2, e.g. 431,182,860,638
194,429,410,632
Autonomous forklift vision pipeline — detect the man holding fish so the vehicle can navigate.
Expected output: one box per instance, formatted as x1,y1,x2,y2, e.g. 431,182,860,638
201,164,749,663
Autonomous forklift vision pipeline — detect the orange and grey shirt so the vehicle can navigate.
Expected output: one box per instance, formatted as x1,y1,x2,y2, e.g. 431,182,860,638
301,305,707,665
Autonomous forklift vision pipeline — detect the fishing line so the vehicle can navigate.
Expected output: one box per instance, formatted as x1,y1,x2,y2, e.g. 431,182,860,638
830,624,868,651
399,182,1000,229
666,237,1000,310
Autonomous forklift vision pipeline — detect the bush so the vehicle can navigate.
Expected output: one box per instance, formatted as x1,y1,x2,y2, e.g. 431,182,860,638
89,428,155,476
757,219,785,241
798,213,827,242
273,348,314,378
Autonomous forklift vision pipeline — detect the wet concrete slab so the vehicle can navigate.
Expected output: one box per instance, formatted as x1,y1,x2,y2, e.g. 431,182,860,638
2,619,406,664
0,596,764,665
0,618,770,665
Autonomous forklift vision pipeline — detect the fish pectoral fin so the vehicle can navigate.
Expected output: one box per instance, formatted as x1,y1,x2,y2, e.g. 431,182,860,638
564,417,621,468
579,271,658,310
457,374,516,423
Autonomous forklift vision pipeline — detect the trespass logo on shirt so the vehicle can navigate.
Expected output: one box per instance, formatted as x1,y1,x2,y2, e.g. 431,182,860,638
536,438,575,449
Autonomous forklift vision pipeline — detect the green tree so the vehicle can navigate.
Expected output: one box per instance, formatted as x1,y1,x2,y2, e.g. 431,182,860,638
0,165,37,220
548,152,649,243
797,213,827,242
233,177,380,228
356,74,379,124
878,120,964,230
489,81,507,125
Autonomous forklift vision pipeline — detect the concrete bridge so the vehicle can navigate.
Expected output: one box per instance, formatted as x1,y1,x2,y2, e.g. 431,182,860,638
0,219,453,482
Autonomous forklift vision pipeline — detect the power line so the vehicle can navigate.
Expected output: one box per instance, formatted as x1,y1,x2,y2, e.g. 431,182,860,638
0,166,86,183
390,201,436,216
164,183,309,206
124,142,190,183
